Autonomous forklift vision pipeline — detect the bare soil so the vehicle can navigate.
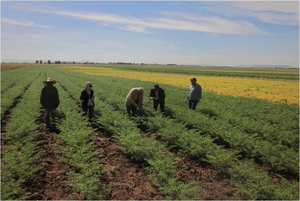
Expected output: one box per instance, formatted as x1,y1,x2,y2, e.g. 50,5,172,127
24,116,84,200
91,131,163,200
176,153,241,200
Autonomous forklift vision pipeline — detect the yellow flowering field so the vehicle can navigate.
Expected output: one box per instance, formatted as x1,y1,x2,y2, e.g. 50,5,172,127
62,65,299,105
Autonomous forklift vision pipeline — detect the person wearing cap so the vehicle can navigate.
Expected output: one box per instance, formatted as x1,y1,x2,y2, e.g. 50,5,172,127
148,84,165,112
80,81,95,119
40,77,60,127
125,87,144,116
185,78,202,110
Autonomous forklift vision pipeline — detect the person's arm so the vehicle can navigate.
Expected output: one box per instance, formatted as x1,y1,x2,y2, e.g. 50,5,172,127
185,86,190,102
197,85,202,103
56,90,60,108
149,89,156,100
40,88,44,108
138,93,144,108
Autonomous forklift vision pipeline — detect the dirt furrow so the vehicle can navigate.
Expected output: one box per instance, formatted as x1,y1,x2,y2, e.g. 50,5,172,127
24,114,83,200
90,130,163,200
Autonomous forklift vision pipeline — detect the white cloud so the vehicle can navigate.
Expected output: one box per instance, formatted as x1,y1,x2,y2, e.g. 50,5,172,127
16,6,268,35
121,25,150,34
256,12,299,26
24,34,52,39
218,2,299,26
232,2,299,14
2,18,53,29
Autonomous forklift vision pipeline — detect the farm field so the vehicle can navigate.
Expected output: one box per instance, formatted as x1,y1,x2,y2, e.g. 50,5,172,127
1,63,299,200
63,65,299,105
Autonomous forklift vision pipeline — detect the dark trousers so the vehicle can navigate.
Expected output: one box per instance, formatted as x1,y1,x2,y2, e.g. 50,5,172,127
153,100,165,112
83,105,94,119
45,109,56,126
126,105,137,116
189,100,198,110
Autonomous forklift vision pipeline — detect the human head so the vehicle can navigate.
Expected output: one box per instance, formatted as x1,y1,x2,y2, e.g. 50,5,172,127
190,78,197,85
154,84,159,90
86,81,93,89
43,77,57,86
137,87,144,94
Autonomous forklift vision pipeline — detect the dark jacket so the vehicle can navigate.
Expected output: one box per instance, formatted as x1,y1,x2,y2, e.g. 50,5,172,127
40,85,60,110
80,90,95,107
149,87,165,101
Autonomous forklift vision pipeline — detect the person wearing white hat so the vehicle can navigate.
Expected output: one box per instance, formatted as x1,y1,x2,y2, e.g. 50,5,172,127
40,77,60,127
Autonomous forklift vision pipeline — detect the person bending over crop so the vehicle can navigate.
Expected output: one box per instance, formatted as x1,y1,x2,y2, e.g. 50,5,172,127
185,78,202,110
80,81,95,119
125,87,144,116
148,84,165,112
40,77,60,127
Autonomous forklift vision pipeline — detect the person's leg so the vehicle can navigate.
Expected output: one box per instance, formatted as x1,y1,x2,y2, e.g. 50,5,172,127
45,109,50,126
189,100,192,109
132,105,137,116
160,100,165,112
82,105,88,116
153,100,158,111
192,100,198,110
50,109,56,123
126,105,131,116
88,106,94,119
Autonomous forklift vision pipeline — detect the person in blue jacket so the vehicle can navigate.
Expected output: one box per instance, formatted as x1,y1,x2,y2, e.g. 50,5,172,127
185,78,202,110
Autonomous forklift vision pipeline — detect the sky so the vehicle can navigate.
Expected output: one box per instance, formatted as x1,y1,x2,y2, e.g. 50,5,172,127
1,1,299,67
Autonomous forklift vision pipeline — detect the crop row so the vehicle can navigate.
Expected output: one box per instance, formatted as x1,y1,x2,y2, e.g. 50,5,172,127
53,81,107,199
1,68,43,199
50,66,298,199
100,65,299,80
47,67,202,200
1,66,41,119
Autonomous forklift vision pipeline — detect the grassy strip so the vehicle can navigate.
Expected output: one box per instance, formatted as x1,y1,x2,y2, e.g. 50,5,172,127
1,66,40,94
53,81,107,200
167,104,299,177
1,66,41,118
1,67,43,200
49,66,202,200
86,64,299,80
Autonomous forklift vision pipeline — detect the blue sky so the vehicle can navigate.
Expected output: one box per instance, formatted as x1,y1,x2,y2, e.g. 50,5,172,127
1,1,299,67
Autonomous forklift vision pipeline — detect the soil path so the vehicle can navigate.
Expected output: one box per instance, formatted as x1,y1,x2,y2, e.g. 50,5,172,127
176,153,241,200
91,130,163,200
24,115,84,200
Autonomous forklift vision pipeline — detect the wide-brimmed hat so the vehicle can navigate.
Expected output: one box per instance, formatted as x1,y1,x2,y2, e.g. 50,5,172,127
43,77,57,84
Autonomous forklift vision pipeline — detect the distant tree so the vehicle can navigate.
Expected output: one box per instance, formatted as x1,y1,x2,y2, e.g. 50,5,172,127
73,61,75,64
39,60,43,64
36,60,39,64
47,60,51,64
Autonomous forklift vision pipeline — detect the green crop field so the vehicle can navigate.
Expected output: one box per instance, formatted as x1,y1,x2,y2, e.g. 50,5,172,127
1,64,299,200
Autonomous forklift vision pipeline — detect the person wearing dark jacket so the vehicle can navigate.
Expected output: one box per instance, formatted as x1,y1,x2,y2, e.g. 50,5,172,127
148,84,165,112
80,81,95,119
40,77,60,127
